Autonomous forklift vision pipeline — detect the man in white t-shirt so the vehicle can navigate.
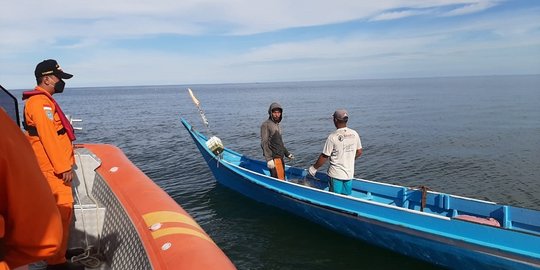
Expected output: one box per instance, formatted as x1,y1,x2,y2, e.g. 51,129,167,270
308,109,362,195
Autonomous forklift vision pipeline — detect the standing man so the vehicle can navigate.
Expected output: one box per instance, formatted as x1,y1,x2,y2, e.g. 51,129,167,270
260,102,294,180
22,59,82,270
0,109,63,270
308,109,362,195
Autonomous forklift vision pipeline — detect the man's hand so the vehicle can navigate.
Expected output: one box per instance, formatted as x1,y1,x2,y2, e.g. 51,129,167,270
287,153,294,160
267,160,276,169
62,169,73,183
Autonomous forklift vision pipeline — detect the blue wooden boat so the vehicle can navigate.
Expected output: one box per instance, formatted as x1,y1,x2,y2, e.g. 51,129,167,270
182,118,540,270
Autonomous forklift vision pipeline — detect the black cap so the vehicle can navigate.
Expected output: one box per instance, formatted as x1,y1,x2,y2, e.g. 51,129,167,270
34,59,73,79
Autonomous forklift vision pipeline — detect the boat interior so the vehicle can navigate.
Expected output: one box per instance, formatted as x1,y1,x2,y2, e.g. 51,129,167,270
66,147,150,269
214,138,540,238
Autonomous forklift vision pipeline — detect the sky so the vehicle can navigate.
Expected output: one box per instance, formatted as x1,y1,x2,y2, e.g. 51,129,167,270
1,0,539,88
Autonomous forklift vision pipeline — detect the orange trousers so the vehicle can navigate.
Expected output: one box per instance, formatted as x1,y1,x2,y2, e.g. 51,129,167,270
46,204,72,265
42,171,74,265
270,158,285,180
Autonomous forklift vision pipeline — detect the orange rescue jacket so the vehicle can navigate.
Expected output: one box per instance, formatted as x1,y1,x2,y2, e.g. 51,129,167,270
0,110,62,269
22,87,74,175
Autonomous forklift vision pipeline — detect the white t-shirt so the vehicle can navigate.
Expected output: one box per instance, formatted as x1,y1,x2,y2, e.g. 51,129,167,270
322,127,362,180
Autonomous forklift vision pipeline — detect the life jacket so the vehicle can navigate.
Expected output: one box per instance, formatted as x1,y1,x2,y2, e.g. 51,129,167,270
22,90,76,141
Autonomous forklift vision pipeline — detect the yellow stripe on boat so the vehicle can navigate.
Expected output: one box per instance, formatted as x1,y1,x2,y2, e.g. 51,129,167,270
143,211,202,230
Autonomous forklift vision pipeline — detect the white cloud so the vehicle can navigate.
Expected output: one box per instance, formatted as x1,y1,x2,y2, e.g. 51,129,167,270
370,9,430,21
1,1,503,43
1,0,538,88
443,1,499,16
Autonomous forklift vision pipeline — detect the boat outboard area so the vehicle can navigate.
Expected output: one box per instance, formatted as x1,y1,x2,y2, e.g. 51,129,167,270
182,117,540,270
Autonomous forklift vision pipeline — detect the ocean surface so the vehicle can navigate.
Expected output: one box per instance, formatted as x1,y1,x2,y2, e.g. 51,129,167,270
13,75,540,269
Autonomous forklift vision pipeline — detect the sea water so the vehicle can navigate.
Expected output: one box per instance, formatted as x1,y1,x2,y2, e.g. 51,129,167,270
13,75,539,269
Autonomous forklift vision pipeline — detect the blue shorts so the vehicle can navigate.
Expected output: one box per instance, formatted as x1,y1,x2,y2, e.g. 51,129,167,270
330,178,352,195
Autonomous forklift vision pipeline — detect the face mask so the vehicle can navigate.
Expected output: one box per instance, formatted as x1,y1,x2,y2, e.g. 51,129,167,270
54,79,65,93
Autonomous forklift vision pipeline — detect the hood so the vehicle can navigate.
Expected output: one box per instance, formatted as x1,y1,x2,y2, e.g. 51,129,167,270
268,102,283,122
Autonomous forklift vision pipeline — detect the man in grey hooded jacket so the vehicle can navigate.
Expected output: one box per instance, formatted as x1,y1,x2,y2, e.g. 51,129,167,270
260,102,293,180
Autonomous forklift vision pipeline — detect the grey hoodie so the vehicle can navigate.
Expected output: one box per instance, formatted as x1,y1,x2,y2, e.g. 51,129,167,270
260,102,290,161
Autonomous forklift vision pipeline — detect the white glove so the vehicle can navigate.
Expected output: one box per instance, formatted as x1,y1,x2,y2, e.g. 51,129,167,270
287,153,294,160
267,159,276,169
308,166,317,177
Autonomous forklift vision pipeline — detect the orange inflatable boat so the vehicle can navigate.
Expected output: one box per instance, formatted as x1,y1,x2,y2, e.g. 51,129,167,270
66,143,236,269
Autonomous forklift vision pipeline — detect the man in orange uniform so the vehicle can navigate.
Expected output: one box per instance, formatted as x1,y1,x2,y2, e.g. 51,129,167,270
0,109,63,270
22,59,82,270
